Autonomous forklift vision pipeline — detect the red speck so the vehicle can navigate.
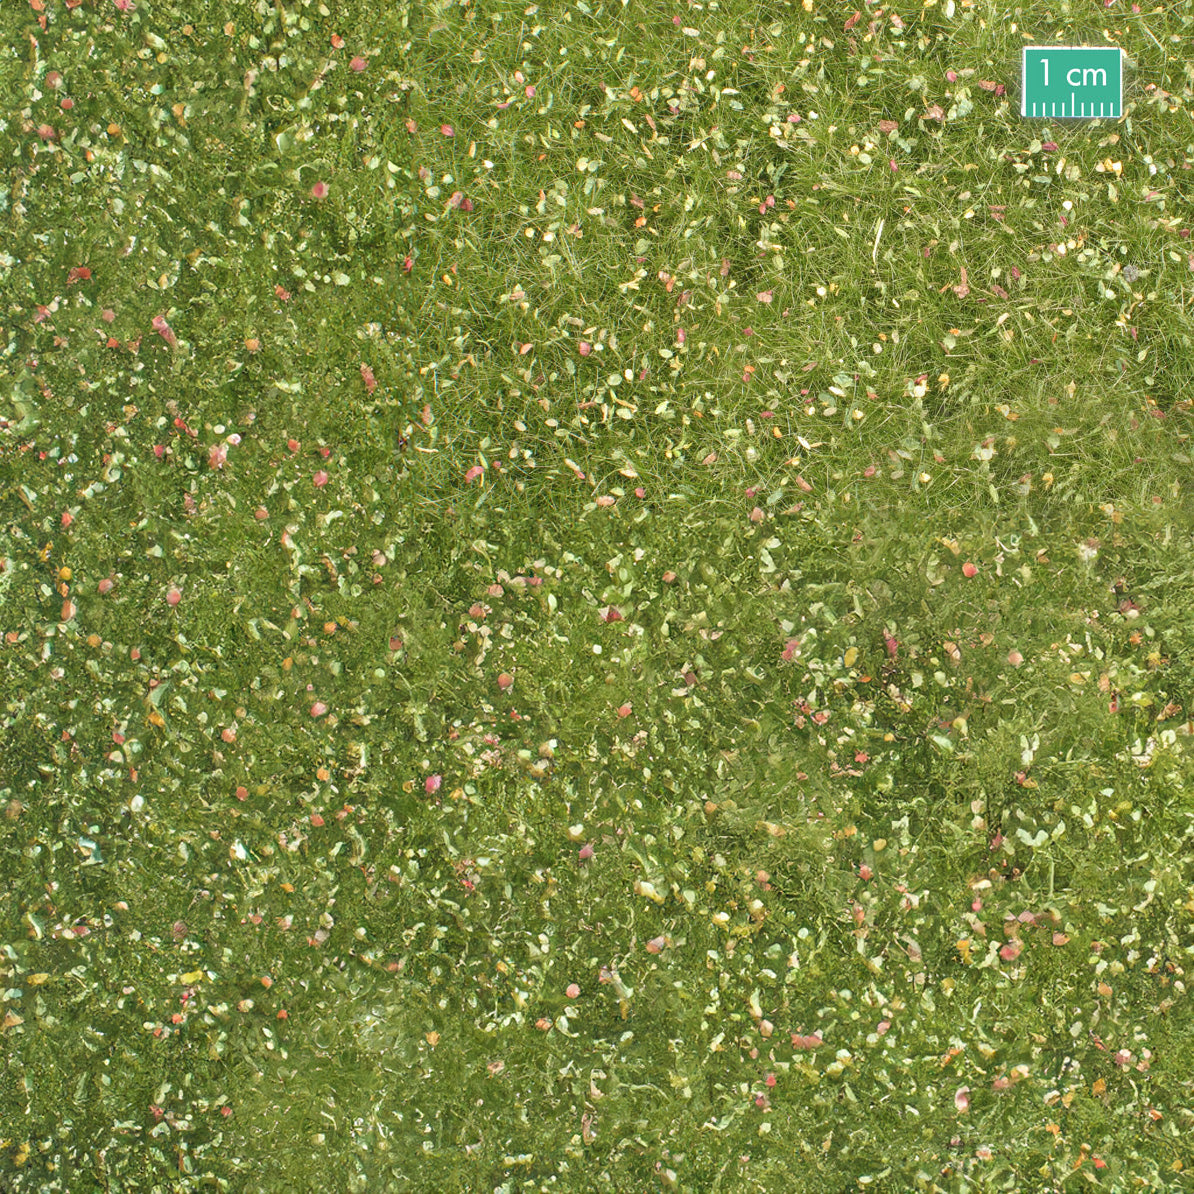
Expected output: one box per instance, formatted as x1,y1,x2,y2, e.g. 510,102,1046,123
311,181,329,199
166,587,181,607
402,256,414,273
313,470,329,487
578,842,594,861
235,786,248,801
566,983,581,999
440,124,454,137
61,510,74,528
310,701,328,718
497,672,514,691
578,341,592,356
287,439,300,453
962,561,978,577
310,813,325,827
350,56,367,71
151,315,176,346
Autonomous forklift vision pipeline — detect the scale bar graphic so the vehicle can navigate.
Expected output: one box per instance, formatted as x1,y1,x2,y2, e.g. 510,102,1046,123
1021,46,1123,119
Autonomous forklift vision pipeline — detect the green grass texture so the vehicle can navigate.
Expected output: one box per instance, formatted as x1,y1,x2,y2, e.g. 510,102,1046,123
3,0,1194,1189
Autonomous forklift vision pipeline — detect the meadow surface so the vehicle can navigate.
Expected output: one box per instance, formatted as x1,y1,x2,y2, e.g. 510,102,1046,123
3,0,1194,1190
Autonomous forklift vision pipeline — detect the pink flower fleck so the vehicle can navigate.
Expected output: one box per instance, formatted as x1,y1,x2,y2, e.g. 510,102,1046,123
578,842,594,861
313,470,329,487
425,774,442,794
578,341,592,356
464,464,484,483
645,936,666,954
98,577,115,595
781,638,801,663
151,315,177,346
350,56,367,71
166,587,182,607
497,672,514,691
310,701,328,718
565,983,580,999
440,124,454,137
311,181,329,199
955,1086,971,1113
962,561,978,577
208,443,227,470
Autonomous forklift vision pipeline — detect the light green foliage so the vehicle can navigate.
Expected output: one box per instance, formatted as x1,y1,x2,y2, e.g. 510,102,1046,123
3,0,1194,1189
